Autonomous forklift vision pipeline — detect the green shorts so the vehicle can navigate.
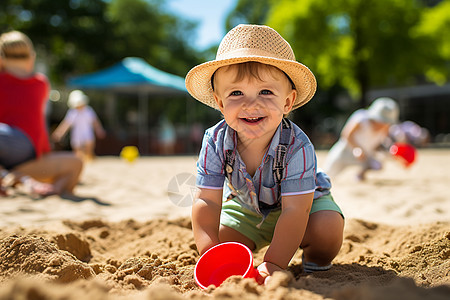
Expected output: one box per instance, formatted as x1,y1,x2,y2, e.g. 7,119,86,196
220,194,343,251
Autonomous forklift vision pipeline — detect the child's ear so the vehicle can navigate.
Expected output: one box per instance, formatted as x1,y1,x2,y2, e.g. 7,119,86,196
283,89,297,114
213,93,225,113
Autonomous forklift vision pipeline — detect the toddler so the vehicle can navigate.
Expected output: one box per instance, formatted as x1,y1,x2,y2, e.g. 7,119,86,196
52,90,105,161
185,24,344,284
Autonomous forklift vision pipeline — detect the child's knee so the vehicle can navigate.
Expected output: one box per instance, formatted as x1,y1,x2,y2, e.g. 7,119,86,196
304,212,344,249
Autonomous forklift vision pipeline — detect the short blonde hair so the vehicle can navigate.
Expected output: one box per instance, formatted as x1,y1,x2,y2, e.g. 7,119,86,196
0,30,35,59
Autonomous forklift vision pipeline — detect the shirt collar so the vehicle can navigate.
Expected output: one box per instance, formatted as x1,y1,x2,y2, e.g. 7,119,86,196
267,122,283,157
223,123,237,152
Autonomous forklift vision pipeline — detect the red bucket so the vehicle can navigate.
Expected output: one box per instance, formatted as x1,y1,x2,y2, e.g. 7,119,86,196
194,242,258,289
389,143,416,167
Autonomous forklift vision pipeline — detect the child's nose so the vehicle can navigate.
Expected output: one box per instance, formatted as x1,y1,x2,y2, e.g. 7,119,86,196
242,95,260,109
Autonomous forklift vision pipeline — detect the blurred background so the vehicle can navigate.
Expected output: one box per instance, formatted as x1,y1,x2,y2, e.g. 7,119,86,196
2,0,450,155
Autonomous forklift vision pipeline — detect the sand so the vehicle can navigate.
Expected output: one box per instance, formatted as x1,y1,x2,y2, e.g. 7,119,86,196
0,149,449,299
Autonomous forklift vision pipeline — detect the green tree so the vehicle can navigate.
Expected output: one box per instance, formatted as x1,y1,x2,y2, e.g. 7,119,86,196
267,0,449,107
0,0,204,83
414,0,450,84
106,0,201,77
225,0,271,30
0,0,115,83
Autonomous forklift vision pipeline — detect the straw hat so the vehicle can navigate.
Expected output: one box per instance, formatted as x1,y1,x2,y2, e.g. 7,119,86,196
367,97,399,124
68,90,89,108
185,24,317,110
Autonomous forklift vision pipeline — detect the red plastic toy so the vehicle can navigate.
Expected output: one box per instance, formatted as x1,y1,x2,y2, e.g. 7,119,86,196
389,143,417,167
194,242,258,289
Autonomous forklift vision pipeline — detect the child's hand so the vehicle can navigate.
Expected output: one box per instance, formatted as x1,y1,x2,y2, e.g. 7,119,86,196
256,261,284,285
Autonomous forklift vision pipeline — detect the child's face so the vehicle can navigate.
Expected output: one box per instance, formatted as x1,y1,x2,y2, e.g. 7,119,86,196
1,53,35,76
213,64,296,141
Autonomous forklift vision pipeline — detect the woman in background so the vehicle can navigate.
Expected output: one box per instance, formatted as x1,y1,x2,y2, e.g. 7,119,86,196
0,30,83,197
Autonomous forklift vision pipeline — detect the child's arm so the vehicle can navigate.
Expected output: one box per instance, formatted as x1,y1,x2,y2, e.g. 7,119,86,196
93,117,106,139
341,121,367,160
192,187,223,255
259,192,314,280
51,120,71,142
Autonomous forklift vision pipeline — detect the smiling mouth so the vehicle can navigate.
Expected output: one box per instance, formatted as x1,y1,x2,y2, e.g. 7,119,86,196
241,117,264,123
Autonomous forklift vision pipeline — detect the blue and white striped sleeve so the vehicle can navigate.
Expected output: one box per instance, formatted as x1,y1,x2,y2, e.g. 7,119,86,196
196,125,226,190
281,142,316,196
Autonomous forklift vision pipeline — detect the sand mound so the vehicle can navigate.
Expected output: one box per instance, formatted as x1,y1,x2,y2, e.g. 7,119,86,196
1,217,448,299
0,235,94,283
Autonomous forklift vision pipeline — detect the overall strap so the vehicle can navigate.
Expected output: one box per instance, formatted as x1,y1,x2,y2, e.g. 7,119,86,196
224,149,235,182
273,118,291,201
258,118,292,223
224,149,237,197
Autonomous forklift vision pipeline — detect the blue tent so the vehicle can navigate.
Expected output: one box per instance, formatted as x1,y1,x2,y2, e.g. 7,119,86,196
67,57,190,154
68,57,187,94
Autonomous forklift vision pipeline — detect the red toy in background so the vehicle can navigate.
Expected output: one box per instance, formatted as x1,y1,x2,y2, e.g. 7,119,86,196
389,143,417,167
194,242,258,289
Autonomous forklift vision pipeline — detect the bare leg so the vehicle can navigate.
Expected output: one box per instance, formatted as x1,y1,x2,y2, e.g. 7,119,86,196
74,141,95,162
0,167,8,196
356,168,368,181
73,147,85,162
84,140,96,161
300,210,344,266
219,225,256,251
13,152,83,195
0,180,6,196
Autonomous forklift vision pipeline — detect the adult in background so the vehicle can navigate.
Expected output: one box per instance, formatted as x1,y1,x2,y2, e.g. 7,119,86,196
0,30,82,197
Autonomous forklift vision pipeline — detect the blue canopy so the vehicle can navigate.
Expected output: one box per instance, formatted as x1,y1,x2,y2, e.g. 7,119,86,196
68,57,187,94
66,57,191,154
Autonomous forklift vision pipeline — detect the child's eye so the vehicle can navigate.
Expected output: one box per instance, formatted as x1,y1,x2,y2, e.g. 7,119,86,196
260,89,273,95
230,90,243,96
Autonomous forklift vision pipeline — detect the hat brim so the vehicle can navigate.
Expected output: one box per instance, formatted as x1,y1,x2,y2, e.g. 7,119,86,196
185,56,317,110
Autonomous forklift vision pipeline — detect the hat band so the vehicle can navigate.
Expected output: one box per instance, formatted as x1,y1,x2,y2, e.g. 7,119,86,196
216,48,295,62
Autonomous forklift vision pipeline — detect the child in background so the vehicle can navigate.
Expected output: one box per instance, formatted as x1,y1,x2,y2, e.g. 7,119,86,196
185,24,344,284
324,97,400,181
52,90,105,162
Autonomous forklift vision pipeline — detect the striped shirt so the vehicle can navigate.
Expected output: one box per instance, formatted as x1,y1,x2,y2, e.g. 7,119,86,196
196,119,331,216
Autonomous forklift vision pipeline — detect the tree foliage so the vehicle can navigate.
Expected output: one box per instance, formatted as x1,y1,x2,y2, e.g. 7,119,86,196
2,0,450,132
0,0,203,84
267,0,450,107
225,0,271,30
106,0,201,77
0,0,114,82
414,0,450,84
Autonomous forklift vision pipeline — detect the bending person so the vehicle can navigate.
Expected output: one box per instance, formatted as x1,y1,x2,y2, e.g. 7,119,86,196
0,30,83,197
323,97,399,181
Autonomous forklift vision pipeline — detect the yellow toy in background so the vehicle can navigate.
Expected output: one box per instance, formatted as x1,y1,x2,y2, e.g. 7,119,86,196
120,146,139,163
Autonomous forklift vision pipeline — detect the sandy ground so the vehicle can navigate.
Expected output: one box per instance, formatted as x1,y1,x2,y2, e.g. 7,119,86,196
0,149,449,299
